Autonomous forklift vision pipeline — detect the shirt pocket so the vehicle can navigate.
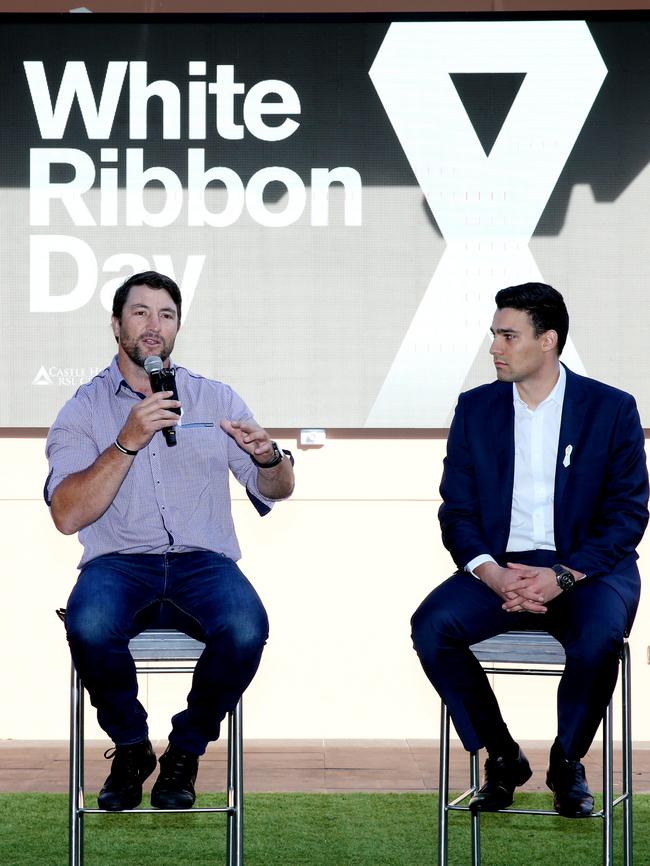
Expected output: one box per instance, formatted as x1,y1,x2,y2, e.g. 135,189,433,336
174,422,226,484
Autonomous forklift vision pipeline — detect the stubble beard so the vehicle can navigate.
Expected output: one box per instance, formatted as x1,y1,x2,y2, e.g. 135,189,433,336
121,335,172,368
495,366,513,382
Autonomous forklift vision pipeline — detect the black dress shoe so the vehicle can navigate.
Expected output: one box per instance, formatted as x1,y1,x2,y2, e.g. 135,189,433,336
469,748,532,812
150,743,199,809
546,755,594,818
98,738,157,811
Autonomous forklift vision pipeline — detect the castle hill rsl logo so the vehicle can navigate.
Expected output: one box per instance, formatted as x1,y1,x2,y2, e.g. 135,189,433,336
32,365,101,387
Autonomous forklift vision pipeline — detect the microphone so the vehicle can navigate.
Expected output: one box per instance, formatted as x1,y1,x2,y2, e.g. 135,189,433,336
143,355,180,447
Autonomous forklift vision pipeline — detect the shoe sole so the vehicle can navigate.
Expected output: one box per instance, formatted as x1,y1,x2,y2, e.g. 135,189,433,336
469,798,513,813
554,808,594,819
150,793,197,810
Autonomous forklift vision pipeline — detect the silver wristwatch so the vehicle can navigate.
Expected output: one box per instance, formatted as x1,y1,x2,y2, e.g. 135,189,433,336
552,564,576,592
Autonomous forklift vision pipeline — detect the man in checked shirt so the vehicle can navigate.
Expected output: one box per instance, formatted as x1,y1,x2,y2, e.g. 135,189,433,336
45,271,294,811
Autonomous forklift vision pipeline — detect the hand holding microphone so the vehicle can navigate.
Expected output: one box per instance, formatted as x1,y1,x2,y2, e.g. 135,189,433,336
113,357,181,455
143,355,181,447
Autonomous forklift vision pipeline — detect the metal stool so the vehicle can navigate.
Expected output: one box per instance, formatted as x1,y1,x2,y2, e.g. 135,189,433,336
68,628,244,866
438,631,632,866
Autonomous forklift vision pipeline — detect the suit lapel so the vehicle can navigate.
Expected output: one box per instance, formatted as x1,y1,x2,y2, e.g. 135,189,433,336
488,383,516,527
554,366,588,508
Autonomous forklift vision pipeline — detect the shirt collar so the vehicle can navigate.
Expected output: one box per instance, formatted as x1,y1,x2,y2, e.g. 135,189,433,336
512,363,566,410
109,355,177,396
109,356,125,395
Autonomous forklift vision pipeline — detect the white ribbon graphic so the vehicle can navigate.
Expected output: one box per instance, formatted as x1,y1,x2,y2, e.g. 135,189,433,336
366,21,607,426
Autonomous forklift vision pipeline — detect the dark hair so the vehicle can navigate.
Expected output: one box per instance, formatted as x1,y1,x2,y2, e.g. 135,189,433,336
495,282,569,355
112,271,182,322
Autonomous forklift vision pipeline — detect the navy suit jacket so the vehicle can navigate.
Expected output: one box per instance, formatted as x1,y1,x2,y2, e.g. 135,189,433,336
439,365,649,618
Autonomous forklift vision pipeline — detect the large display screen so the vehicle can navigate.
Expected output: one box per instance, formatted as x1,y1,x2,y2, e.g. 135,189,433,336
3,14,650,427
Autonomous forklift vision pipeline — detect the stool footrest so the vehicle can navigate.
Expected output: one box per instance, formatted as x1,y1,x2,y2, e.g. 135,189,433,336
448,804,600,818
79,806,235,815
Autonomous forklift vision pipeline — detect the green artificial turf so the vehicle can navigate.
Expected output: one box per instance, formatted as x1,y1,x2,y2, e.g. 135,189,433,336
0,792,648,866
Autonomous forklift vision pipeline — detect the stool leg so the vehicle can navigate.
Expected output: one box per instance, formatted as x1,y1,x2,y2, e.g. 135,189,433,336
69,664,84,866
470,751,480,866
438,703,450,866
603,697,614,866
621,644,633,866
227,699,244,866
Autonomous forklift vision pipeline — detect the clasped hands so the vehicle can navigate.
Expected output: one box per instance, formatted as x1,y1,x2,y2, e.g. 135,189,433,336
477,562,563,614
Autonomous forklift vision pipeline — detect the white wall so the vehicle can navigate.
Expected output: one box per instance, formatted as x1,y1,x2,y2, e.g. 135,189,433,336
1,434,648,743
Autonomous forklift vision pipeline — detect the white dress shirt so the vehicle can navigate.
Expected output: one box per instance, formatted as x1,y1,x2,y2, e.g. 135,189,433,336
466,364,566,575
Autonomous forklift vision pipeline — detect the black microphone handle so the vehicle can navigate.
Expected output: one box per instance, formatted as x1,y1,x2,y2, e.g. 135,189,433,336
149,367,180,447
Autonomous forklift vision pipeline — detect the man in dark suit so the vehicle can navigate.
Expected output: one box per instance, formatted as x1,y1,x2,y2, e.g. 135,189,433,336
411,282,648,817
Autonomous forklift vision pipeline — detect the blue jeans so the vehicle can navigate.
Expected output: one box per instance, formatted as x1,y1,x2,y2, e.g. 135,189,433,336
65,551,269,755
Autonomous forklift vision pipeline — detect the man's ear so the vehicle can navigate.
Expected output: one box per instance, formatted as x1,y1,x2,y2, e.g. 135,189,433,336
111,316,120,344
541,329,558,353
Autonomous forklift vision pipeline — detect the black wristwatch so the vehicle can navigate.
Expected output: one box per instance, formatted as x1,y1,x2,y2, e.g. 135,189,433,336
552,564,576,592
251,441,285,469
